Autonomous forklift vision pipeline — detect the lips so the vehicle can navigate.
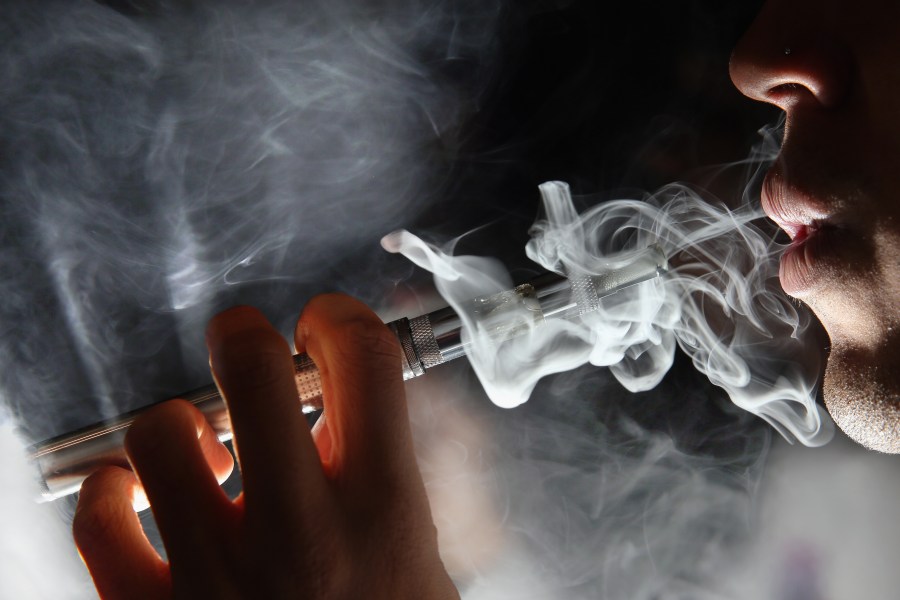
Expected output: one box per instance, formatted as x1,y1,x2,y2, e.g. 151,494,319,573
761,164,842,296
761,165,832,235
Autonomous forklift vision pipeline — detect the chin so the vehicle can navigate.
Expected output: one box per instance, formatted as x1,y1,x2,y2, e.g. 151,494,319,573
823,347,900,454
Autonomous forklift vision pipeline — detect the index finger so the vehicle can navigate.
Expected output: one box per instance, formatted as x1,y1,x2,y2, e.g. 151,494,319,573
294,294,413,478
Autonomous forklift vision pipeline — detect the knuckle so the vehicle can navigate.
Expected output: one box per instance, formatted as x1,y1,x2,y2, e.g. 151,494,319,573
285,554,335,595
335,319,402,364
220,347,289,388
72,502,109,547
124,421,158,463
213,328,292,389
302,533,352,597
126,400,192,457
73,477,128,547
246,522,351,598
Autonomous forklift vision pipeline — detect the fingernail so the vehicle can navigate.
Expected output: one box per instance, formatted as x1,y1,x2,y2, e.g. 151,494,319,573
293,320,309,353
132,484,151,513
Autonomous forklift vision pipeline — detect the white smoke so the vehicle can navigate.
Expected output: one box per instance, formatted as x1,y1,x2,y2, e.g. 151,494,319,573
385,180,833,446
0,0,502,437
0,408,93,599
407,361,772,600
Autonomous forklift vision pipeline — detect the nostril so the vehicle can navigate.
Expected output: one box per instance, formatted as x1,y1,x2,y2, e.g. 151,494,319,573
767,82,805,102
765,80,825,110
733,44,852,110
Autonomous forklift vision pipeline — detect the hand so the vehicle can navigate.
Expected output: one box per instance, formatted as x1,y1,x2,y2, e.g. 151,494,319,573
72,294,459,599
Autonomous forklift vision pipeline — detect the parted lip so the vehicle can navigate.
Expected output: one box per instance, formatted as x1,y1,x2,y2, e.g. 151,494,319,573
760,157,853,296
760,162,835,241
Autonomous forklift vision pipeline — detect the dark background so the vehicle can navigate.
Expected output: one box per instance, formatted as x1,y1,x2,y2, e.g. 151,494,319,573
418,0,774,255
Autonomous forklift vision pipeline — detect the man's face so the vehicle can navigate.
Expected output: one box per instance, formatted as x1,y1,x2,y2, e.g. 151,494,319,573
730,0,900,451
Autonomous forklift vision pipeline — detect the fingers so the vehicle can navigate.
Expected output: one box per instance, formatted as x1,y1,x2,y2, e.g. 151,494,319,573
73,467,170,600
125,399,235,569
295,294,412,477
206,306,327,513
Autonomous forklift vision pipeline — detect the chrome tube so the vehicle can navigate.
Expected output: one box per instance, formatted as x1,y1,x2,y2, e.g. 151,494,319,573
31,245,668,501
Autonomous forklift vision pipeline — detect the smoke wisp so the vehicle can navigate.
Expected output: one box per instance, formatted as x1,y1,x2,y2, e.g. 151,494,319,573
385,179,833,446
0,0,503,439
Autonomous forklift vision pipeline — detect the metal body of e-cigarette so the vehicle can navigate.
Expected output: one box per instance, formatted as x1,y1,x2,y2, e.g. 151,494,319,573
31,245,668,500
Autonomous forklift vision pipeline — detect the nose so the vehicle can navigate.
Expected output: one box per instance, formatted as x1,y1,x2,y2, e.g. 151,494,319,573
729,1,851,112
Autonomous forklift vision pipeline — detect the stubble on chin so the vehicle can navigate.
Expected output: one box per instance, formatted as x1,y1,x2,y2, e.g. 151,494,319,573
823,348,900,453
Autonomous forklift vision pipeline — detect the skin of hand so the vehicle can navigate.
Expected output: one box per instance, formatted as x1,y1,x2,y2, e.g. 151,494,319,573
71,294,460,600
